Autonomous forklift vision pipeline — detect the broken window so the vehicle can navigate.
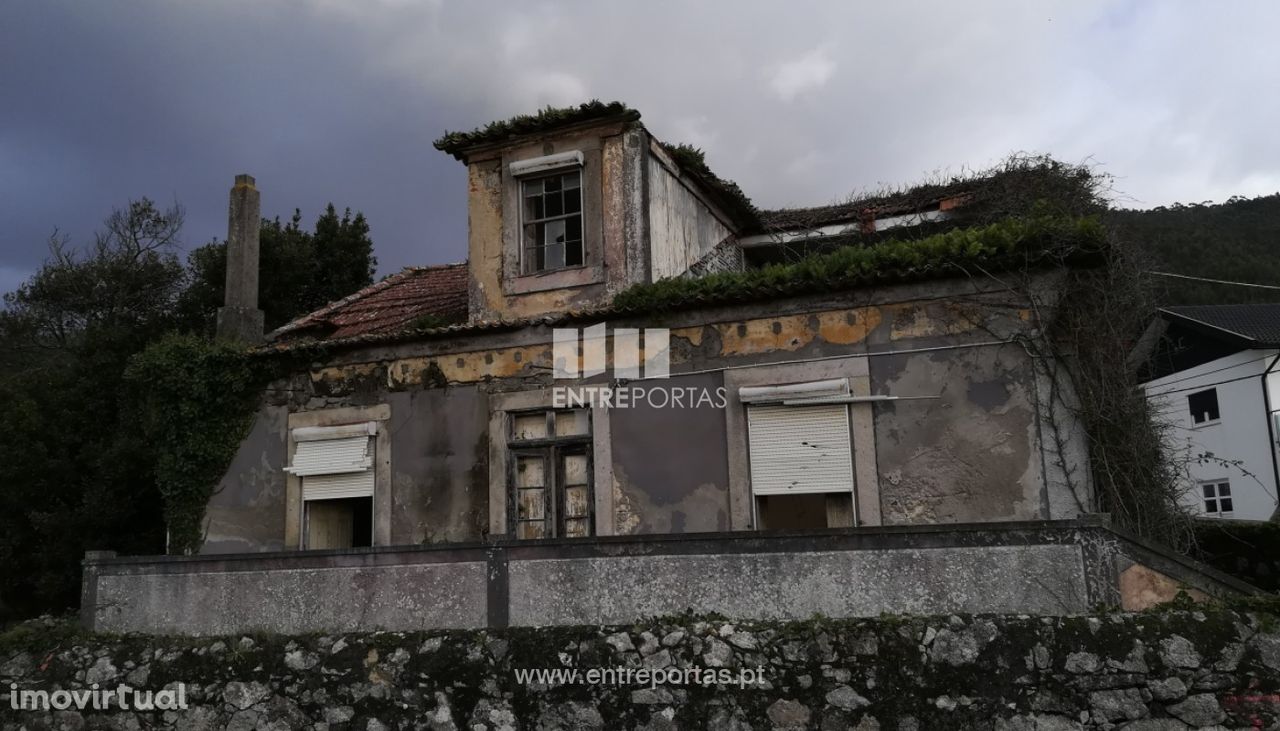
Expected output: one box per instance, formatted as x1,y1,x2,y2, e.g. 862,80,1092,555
1201,481,1233,517
286,423,377,549
522,170,583,273
1187,388,1220,425
508,408,592,539
742,390,856,530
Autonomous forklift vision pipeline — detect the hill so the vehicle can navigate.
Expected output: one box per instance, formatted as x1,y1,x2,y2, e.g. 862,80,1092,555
1110,193,1280,305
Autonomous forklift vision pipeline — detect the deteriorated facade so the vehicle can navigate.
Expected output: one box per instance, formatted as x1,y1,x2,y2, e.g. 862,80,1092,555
198,103,1097,555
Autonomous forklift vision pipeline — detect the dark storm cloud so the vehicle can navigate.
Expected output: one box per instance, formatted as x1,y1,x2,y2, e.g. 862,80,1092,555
3,1,1279,299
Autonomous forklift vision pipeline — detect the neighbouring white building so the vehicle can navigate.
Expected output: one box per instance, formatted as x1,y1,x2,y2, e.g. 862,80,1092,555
1142,304,1280,522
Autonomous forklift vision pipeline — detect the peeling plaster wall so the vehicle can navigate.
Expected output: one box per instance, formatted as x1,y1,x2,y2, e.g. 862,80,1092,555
204,276,1089,552
386,388,489,545
871,344,1044,524
609,372,730,535
202,405,288,553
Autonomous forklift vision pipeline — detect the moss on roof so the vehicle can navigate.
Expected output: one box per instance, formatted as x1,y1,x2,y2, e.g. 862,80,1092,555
660,143,759,229
758,155,1107,232
433,100,640,159
611,214,1107,313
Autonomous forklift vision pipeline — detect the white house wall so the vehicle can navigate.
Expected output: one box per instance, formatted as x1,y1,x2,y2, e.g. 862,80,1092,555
646,155,732,281
1144,348,1280,521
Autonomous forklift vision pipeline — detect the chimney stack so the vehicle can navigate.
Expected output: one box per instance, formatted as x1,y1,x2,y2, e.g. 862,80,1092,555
216,174,265,344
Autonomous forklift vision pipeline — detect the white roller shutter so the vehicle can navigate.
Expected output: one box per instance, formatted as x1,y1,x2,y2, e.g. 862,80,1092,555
303,470,374,501
747,403,854,495
287,436,372,476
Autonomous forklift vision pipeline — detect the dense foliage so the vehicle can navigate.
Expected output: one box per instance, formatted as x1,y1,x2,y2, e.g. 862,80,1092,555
179,205,375,333
125,335,264,554
1111,194,1280,305
612,214,1107,313
0,198,374,622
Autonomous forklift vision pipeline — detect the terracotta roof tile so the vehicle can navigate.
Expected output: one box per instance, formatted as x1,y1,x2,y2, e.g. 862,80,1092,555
270,262,469,341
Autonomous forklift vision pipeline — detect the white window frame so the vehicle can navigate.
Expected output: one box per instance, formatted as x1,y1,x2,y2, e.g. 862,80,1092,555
287,422,377,549
1187,387,1221,427
514,153,586,275
741,379,857,527
1199,479,1233,517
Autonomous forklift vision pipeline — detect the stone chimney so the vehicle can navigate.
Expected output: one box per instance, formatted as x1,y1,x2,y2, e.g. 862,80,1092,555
216,174,265,343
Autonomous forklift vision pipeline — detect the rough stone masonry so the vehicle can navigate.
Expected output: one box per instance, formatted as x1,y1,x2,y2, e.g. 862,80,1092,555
2,608,1279,730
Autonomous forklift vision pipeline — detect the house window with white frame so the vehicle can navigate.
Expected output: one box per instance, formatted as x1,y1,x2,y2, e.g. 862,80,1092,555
1201,480,1233,517
1187,388,1220,425
508,408,592,538
521,170,583,273
286,422,377,549
741,380,856,530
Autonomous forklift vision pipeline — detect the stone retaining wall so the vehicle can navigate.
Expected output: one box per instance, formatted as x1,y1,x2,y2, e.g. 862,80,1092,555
82,520,1256,636
3,609,1279,730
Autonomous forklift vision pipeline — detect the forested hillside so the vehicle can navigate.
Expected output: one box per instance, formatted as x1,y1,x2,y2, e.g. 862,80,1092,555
1110,193,1280,305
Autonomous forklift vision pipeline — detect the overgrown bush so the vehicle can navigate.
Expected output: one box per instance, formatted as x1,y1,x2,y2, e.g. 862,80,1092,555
125,334,265,554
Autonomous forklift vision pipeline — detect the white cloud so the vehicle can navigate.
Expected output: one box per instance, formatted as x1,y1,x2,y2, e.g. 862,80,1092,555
768,47,835,101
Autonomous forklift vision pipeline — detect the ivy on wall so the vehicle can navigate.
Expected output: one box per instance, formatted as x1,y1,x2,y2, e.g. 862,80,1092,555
125,334,266,554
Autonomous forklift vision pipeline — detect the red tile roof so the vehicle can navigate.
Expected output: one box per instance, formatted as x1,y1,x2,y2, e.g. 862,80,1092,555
270,262,469,341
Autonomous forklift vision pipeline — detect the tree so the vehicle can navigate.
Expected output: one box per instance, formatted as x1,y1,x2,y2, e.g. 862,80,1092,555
0,199,182,620
310,204,376,311
178,204,376,334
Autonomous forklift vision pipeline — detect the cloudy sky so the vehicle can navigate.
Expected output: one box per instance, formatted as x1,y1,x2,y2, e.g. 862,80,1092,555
2,1,1278,297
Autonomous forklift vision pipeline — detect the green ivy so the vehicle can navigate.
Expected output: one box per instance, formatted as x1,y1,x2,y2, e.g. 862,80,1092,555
612,214,1108,313
125,334,266,554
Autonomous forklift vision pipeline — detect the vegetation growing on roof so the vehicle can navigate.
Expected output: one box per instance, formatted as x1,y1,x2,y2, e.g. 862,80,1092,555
433,100,639,158
660,143,760,228
611,214,1107,313
760,155,1107,233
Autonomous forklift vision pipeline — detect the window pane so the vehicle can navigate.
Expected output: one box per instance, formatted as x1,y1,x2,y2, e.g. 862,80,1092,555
566,214,581,242
565,190,581,214
546,190,563,217
1220,498,1233,512
526,195,544,220
517,521,545,540
544,175,561,192
562,171,580,189
523,179,543,196
554,410,589,436
519,488,545,520
1204,499,1217,513
563,517,589,538
563,453,589,486
513,413,547,440
564,485,590,519
515,456,545,488
566,241,583,267
543,243,565,270
545,219,566,244
1219,483,1231,496
1202,484,1216,498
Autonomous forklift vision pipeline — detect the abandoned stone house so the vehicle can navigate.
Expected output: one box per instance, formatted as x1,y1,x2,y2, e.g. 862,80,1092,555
83,102,1255,634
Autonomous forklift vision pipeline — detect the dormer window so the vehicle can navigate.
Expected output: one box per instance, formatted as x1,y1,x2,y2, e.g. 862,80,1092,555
522,170,583,273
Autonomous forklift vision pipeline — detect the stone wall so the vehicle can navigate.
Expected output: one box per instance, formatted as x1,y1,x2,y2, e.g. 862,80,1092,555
4,609,1278,730
82,521,1255,637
